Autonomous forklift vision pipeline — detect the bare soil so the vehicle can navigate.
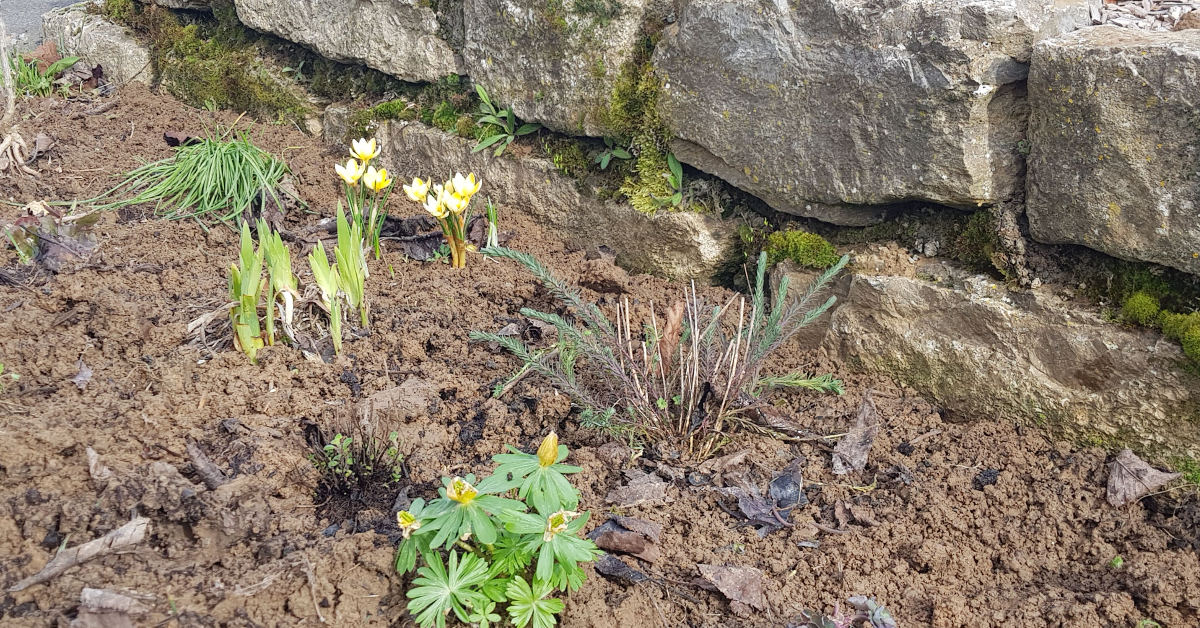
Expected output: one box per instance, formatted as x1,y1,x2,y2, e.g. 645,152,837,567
1,85,1198,627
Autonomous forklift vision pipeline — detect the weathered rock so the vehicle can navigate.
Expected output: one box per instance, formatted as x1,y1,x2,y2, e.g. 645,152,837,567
42,2,153,86
461,0,654,135
821,262,1200,457
232,0,459,83
653,0,1089,224
324,113,735,279
1027,26,1200,276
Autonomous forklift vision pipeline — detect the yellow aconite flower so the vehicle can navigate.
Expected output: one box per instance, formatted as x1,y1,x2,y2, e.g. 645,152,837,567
447,476,477,504
334,159,364,185
450,172,481,198
403,177,429,202
351,137,380,163
537,432,558,467
543,510,578,542
362,166,393,192
396,510,421,539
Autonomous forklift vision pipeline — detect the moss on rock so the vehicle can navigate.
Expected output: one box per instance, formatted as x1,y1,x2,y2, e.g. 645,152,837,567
765,230,839,269
103,1,309,122
1121,292,1161,327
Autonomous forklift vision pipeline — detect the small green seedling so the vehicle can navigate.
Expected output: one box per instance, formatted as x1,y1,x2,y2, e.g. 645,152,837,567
594,137,631,170
473,85,540,157
333,203,368,326
0,362,18,392
307,240,343,354
228,221,265,363
652,153,684,208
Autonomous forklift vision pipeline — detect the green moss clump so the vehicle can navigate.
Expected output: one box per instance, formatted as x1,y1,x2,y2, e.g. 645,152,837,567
347,98,418,139
1171,457,1200,485
1161,311,1200,341
948,211,1002,273
1121,292,1161,326
1183,327,1200,362
430,101,459,132
765,230,839,269
112,3,308,122
611,61,672,214
454,115,475,138
542,137,590,181
100,0,134,21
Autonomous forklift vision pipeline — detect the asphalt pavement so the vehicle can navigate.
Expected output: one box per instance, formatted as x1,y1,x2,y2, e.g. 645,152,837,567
2,0,78,50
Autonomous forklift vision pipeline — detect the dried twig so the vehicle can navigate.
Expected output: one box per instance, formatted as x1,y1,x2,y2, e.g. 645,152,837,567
8,517,149,592
187,441,229,489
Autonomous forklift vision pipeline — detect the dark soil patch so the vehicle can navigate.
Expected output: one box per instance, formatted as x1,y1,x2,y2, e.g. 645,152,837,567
0,85,1198,627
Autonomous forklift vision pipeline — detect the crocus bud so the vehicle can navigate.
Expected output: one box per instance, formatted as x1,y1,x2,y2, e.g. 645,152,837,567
537,432,559,467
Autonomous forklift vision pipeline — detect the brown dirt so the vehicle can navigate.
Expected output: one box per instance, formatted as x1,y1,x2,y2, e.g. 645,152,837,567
1,85,1199,627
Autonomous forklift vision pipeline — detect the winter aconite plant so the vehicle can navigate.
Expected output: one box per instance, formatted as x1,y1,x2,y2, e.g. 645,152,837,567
472,248,848,459
395,433,600,628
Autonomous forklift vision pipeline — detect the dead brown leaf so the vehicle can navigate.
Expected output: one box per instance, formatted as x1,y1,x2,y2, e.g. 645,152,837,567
1106,449,1181,507
832,392,880,475
697,564,766,611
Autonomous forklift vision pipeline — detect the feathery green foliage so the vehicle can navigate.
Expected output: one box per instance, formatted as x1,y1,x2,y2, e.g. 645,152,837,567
473,247,848,458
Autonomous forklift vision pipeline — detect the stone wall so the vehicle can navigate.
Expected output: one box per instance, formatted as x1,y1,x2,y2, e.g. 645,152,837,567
219,0,1200,279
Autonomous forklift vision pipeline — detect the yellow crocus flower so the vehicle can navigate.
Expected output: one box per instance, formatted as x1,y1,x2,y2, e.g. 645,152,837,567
403,177,429,202
451,172,482,198
362,166,393,192
422,193,446,218
350,137,381,163
334,158,364,185
443,191,469,215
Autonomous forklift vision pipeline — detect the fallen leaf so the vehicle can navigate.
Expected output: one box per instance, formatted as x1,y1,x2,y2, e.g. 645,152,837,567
605,469,668,507
697,564,766,611
73,587,150,628
163,131,200,147
609,515,662,544
1107,449,1181,507
832,393,881,475
768,457,806,512
71,360,92,391
594,554,648,586
697,449,750,475
24,41,59,73
85,447,113,487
